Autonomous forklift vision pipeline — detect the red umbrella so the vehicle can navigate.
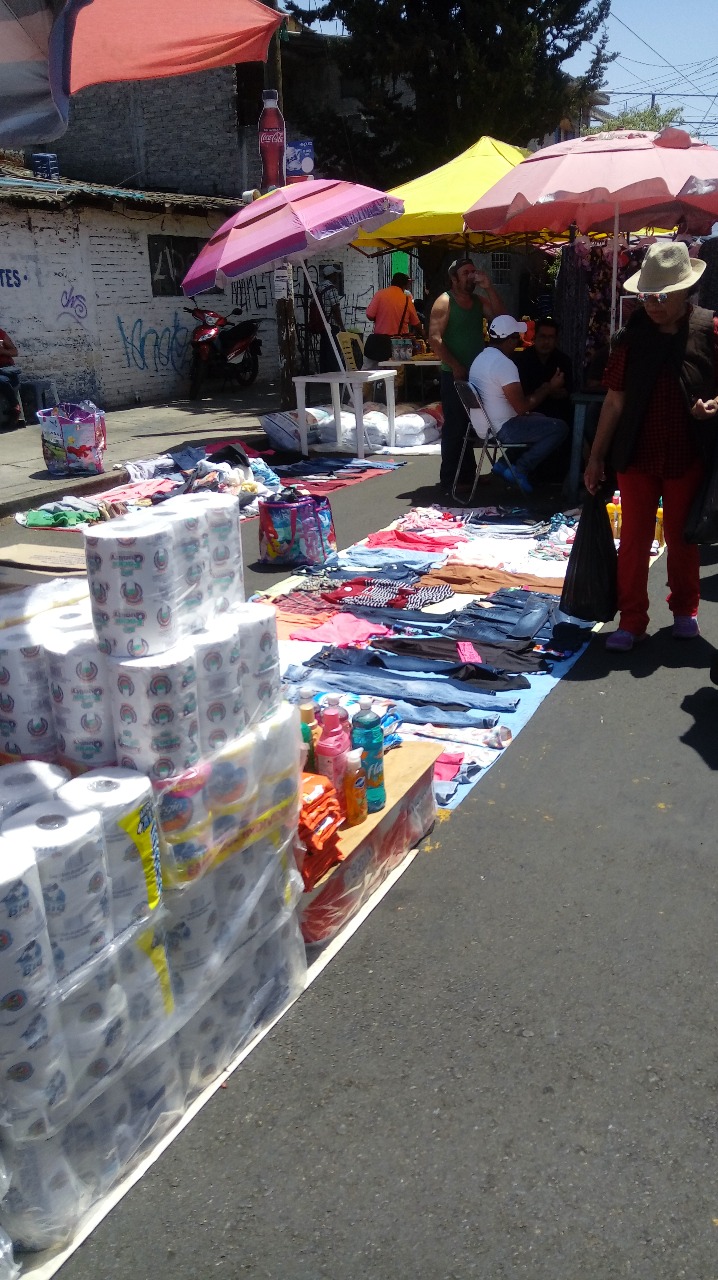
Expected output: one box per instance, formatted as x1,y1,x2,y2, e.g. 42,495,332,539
464,129,718,330
0,0,282,146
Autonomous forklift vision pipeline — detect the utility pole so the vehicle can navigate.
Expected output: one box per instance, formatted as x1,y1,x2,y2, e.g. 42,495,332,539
267,0,297,410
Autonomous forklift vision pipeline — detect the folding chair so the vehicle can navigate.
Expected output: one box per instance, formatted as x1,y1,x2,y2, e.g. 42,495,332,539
452,380,529,506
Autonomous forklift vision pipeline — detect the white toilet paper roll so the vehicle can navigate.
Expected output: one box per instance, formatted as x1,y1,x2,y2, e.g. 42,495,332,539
2,802,112,979
59,769,162,936
0,833,57,1024
202,493,244,612
109,643,199,781
165,880,222,1004
63,981,129,1098
0,623,56,760
149,504,211,632
177,993,229,1095
233,602,279,674
0,1131,91,1250
118,925,174,1054
61,1076,132,1196
0,760,70,823
124,1037,184,1151
45,602,94,633
0,998,73,1140
45,627,116,769
83,517,180,658
193,617,244,753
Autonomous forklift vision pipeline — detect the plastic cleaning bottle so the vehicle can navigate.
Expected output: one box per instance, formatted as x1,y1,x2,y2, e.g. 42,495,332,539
299,702,318,772
351,696,386,813
343,748,368,826
315,708,351,800
325,693,350,727
656,501,665,547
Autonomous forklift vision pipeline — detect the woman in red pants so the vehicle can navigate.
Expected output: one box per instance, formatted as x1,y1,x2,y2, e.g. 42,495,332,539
584,242,718,652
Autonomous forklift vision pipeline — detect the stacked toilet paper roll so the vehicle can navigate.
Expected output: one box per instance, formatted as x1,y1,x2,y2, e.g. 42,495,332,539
151,502,211,633
59,769,162,936
109,642,199,782
0,760,70,823
193,616,244,753
165,879,222,1005
0,833,57,1029
123,1036,184,1152
0,623,56,761
117,924,174,1055
177,991,230,1097
0,996,73,1142
84,517,181,658
45,627,116,771
205,730,258,855
61,1075,134,1197
233,602,281,726
254,702,302,819
61,976,129,1100
0,1130,91,1251
2,802,112,980
198,493,244,614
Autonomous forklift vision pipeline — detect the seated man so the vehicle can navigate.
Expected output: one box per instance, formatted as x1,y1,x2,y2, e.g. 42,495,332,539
468,315,568,495
514,317,573,423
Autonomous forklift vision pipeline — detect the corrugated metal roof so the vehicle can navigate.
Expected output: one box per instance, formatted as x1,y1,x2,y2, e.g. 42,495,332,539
0,161,242,214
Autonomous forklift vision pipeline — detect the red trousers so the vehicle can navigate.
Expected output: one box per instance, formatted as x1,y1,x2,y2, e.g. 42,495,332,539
616,459,705,635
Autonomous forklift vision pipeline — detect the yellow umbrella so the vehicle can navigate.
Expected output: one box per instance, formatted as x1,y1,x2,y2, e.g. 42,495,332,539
353,135,528,251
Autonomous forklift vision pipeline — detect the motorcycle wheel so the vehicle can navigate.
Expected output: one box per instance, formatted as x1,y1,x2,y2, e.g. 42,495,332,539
231,350,259,387
189,357,206,401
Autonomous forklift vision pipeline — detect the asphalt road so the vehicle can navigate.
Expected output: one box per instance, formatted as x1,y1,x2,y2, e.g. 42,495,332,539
8,461,718,1279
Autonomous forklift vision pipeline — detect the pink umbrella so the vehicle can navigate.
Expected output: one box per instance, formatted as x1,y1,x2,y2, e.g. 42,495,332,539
464,128,718,330
182,179,404,366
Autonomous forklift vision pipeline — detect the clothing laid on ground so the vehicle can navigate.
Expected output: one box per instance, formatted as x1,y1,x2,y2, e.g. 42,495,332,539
306,645,530,692
469,346,568,477
365,285,419,335
419,566,565,595
288,613,392,645
370,635,551,673
515,346,574,423
438,294,486,489
603,306,718,632
283,664,521,713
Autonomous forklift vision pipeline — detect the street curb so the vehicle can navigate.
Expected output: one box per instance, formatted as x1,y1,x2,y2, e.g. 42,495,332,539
0,468,131,521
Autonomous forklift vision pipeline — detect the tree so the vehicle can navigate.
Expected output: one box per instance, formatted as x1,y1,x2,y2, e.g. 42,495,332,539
286,0,611,188
586,103,685,134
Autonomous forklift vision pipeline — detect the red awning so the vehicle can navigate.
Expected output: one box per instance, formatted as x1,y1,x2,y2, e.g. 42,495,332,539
69,0,282,92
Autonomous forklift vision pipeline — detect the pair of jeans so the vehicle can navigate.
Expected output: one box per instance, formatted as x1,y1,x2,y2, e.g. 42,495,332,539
307,645,529,691
497,412,568,477
283,664,521,713
371,635,550,673
440,370,476,489
286,678,502,730
336,546,445,574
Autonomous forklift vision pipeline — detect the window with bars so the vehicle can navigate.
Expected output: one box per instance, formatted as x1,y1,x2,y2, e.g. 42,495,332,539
490,252,512,285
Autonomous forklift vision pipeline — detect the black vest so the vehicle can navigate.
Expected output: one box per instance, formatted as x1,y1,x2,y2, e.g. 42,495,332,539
609,305,716,473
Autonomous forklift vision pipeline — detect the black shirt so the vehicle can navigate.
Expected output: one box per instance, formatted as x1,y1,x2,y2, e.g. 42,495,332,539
515,346,573,423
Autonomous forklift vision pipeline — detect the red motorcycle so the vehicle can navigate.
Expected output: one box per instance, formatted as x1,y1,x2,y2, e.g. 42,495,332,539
185,302,263,400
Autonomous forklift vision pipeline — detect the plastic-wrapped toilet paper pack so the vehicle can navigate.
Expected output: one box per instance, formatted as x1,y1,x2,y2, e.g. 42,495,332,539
109,643,199,782
60,979,129,1100
123,1036,184,1155
177,992,231,1097
2,803,112,980
0,761,70,824
233,603,280,727
193,618,244,753
117,924,174,1055
0,834,58,1025
61,1076,134,1198
165,880,222,1005
0,1132,91,1252
59,769,162,936
84,517,180,658
45,602,94,633
45,627,116,771
0,997,73,1141
201,733,259,858
0,624,56,762
0,1227,17,1280
254,702,302,820
150,504,211,633
197,493,244,613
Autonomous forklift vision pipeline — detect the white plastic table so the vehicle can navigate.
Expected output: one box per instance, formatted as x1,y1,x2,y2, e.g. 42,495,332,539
293,369,397,458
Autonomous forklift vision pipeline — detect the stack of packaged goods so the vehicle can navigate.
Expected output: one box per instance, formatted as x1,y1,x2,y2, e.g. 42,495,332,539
0,497,306,1264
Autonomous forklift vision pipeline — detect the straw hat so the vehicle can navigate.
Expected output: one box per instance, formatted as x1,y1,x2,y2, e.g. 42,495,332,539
623,240,705,295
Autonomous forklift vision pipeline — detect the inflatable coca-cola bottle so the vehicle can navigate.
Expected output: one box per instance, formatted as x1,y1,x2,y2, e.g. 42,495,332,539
259,90,286,191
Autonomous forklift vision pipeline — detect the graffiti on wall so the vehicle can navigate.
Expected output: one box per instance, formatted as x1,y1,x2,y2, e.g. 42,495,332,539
116,311,191,374
0,269,27,287
59,284,88,325
230,274,272,313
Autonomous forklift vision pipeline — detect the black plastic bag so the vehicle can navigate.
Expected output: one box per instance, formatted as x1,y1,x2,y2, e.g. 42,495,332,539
684,445,718,544
559,493,618,622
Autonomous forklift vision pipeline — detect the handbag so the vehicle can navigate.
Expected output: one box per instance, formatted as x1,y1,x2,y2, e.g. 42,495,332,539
364,295,412,364
259,489,337,566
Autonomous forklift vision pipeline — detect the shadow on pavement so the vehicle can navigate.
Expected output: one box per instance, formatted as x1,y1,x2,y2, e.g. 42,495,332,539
680,685,718,769
566,629,717,684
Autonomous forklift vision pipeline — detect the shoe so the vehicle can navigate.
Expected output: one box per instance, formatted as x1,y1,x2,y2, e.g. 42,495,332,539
605,628,648,652
672,614,700,639
492,462,534,494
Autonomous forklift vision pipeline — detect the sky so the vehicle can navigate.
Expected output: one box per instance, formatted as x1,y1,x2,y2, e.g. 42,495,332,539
312,0,718,140
564,0,718,138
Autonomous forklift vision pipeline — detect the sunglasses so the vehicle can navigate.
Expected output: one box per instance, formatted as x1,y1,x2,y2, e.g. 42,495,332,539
637,291,669,303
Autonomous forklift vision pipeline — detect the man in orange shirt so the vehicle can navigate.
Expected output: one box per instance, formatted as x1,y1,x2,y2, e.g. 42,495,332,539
363,273,420,366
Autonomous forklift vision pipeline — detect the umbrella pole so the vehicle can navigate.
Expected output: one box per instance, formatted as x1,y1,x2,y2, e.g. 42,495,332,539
610,204,620,336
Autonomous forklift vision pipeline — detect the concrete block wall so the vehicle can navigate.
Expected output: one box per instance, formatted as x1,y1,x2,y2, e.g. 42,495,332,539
50,68,246,198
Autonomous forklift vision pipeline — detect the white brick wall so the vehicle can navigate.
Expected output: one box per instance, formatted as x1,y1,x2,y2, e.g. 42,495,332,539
0,201,381,408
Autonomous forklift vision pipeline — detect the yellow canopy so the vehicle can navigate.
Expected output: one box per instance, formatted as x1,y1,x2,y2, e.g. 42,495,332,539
354,136,528,250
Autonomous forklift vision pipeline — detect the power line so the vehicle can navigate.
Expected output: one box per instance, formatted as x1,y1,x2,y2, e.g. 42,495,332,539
609,12,712,98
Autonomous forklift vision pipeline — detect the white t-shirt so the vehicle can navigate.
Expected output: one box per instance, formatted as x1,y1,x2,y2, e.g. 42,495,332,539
468,346,521,437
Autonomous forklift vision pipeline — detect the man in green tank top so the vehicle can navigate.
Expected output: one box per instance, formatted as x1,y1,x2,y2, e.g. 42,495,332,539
429,258,503,492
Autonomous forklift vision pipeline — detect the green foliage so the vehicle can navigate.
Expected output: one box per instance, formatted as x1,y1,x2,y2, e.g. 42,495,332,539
287,0,611,187
586,103,685,134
